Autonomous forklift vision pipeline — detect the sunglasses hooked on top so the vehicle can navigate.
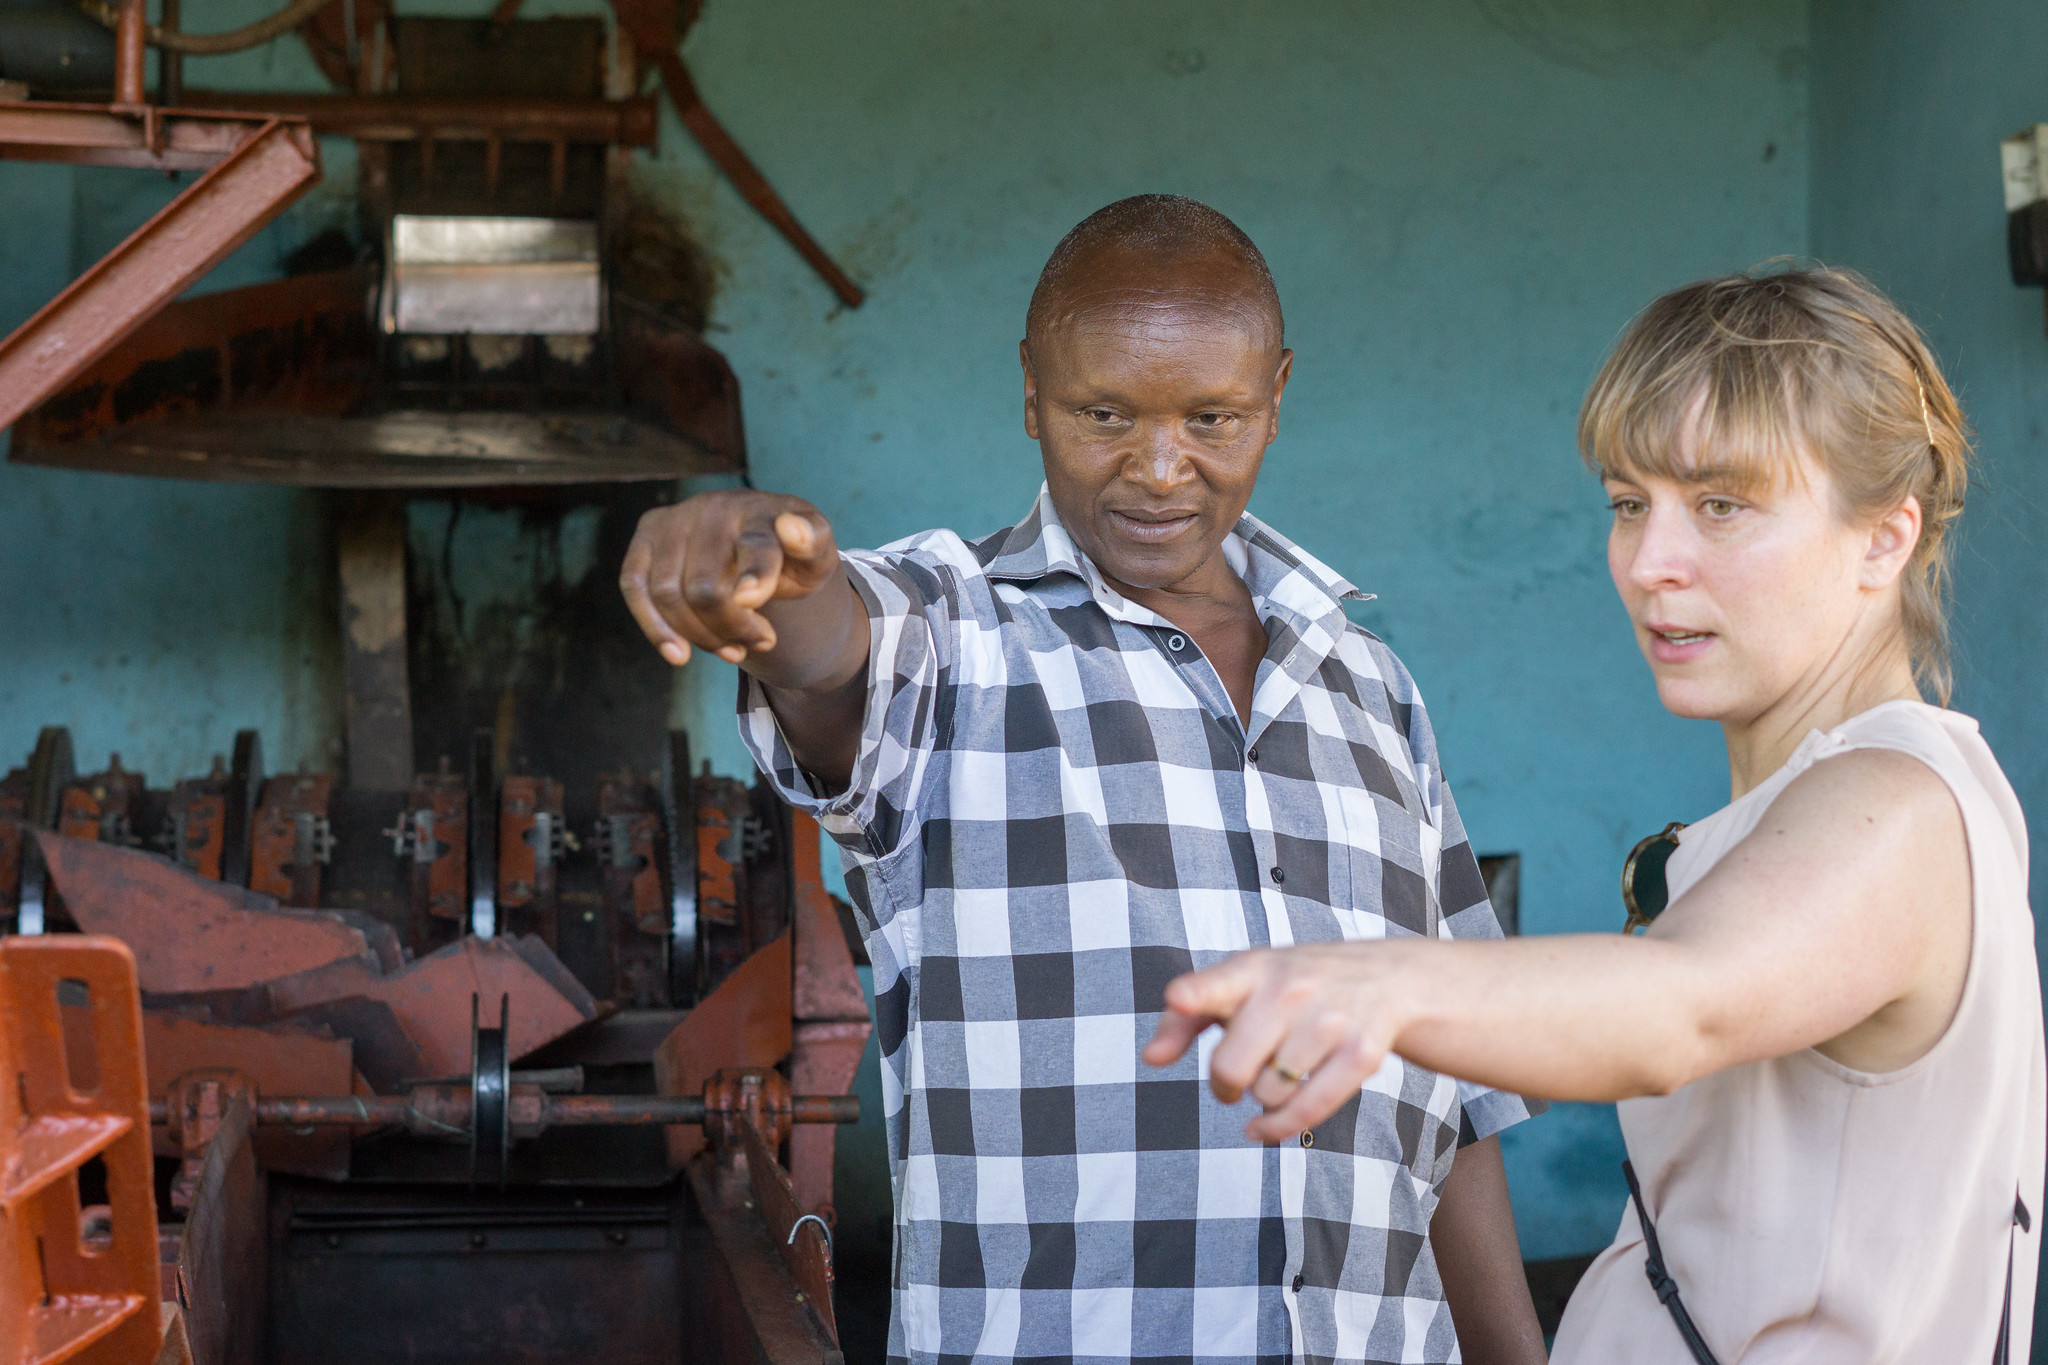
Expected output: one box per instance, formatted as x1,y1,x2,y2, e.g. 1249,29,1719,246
1621,822,1688,934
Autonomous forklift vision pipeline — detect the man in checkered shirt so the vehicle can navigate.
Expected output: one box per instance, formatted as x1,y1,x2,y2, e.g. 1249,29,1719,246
622,196,1547,1364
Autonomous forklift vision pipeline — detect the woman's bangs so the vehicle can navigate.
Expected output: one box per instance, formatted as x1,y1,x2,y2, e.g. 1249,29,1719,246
1588,352,1804,495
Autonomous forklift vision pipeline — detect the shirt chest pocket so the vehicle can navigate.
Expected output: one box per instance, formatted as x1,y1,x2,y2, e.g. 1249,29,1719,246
1332,783,1442,941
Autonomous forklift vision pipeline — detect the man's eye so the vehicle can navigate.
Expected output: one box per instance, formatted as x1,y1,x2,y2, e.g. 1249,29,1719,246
1701,498,1740,517
1193,412,1231,428
1082,408,1120,424
1608,498,1646,517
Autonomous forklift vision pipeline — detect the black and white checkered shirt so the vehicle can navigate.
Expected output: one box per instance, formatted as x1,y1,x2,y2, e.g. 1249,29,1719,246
742,489,1537,1365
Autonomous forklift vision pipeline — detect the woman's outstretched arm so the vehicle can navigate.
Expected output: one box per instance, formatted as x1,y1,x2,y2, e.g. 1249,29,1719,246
1145,748,1969,1142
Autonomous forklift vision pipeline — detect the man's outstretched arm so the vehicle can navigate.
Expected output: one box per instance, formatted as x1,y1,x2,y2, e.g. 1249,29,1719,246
620,490,871,788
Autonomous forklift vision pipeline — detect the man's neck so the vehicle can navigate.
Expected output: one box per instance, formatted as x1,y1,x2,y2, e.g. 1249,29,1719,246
1104,547,1269,727
1102,546,1259,637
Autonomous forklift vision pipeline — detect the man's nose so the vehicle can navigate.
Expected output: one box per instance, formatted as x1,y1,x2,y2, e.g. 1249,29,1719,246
1123,422,1195,490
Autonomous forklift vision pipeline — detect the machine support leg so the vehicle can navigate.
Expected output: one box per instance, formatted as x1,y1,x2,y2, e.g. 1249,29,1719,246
338,497,416,791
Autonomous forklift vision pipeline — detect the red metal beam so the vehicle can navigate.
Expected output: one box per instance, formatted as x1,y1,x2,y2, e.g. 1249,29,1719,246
0,115,318,434
0,103,289,171
179,91,658,147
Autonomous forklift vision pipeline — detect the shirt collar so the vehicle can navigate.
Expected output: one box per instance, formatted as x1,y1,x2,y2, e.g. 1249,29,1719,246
982,485,1373,624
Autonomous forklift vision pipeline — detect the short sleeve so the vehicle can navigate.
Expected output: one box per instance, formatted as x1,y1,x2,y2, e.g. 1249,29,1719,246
1381,642,1549,1141
738,548,957,864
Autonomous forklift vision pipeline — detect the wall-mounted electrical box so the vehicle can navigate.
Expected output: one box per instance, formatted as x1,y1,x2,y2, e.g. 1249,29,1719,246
2002,125,2048,304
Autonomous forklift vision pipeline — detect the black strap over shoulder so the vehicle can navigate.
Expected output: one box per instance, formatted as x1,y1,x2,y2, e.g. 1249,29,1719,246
1624,1164,2026,1365
1994,1193,2030,1365
1622,1160,1723,1365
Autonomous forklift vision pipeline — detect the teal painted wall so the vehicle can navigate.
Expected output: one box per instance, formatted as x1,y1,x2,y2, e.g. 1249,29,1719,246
1809,1,2048,1348
0,1,1825,1262
1811,0,2048,904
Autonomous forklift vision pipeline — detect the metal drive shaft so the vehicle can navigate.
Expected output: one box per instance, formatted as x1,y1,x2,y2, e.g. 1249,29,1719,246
147,1089,859,1128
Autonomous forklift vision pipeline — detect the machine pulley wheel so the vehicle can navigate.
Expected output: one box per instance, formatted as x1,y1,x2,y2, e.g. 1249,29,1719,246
469,993,512,1189
468,729,498,939
660,729,700,1007
17,726,74,935
223,729,263,889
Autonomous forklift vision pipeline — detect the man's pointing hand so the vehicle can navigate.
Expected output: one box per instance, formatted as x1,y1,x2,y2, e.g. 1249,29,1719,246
620,491,843,667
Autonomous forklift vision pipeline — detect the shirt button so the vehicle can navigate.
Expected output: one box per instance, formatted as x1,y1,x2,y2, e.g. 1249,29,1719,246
1270,866,1285,885
1246,746,1259,764
1301,1130,1314,1148
1291,1274,1304,1293
1166,632,1187,652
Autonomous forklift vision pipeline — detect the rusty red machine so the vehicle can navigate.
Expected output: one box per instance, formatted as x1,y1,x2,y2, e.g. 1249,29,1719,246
0,724,874,1365
1,710,883,1364
0,0,876,1359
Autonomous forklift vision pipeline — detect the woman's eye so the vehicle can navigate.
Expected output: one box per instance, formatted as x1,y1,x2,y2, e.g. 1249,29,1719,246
1701,498,1740,517
1608,498,1646,517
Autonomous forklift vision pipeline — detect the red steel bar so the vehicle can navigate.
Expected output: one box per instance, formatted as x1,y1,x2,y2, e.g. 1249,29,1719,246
0,104,278,170
543,1095,713,1126
545,1094,858,1126
179,91,658,147
0,117,318,433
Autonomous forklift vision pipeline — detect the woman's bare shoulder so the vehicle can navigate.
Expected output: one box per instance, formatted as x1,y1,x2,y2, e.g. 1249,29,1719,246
1773,743,1963,839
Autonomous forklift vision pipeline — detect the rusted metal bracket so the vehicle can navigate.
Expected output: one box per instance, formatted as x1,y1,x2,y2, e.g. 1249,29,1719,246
498,773,565,948
250,770,336,907
0,113,320,433
0,936,162,1365
696,1067,841,1351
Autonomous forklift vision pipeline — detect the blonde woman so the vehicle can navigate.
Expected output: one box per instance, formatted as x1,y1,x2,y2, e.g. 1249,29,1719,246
1145,267,2045,1363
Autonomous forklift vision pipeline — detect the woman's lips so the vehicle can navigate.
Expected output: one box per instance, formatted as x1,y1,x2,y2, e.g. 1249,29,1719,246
1107,509,1198,542
1645,625,1716,664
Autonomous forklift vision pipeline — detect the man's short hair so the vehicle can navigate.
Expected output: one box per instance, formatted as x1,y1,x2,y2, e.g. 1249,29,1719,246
1026,194,1283,348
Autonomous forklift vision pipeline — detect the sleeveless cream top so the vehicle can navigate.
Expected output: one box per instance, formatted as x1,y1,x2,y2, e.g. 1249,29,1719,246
1553,702,2045,1364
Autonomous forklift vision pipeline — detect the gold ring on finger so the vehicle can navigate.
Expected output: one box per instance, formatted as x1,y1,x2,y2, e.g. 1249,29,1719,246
1270,1061,1306,1084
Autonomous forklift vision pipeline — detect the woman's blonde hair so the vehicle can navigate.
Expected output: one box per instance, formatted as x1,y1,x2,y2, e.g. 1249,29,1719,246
1579,264,1972,703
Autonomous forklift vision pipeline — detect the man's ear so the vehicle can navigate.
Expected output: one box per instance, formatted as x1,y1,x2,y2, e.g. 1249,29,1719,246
1021,340,1040,440
1267,349,1295,439
1862,494,1923,591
